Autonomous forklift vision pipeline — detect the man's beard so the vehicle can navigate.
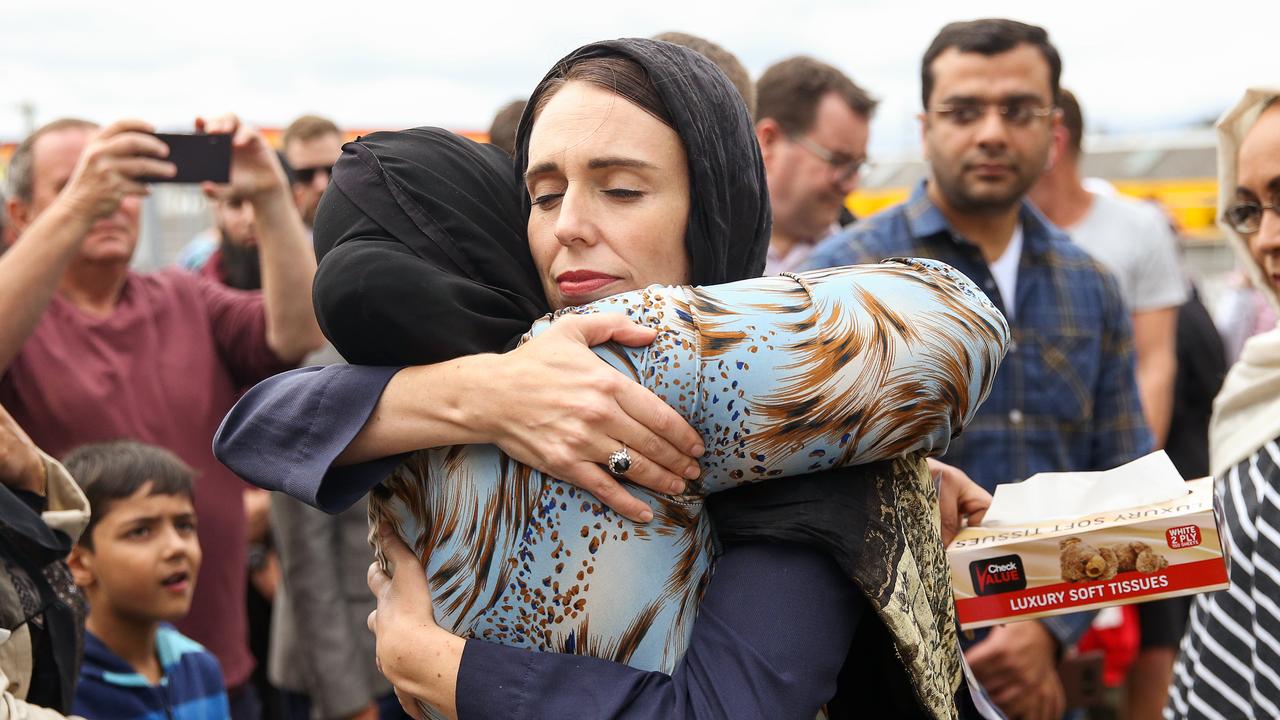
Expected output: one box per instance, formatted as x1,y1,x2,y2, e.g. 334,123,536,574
220,238,262,291
302,197,320,227
926,136,1048,217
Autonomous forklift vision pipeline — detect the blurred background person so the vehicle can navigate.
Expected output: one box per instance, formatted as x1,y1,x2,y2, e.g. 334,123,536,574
282,115,343,230
653,31,757,116
200,187,265,291
485,99,526,157
755,55,875,274
1215,270,1277,365
1030,89,1191,717
0,115,324,719
1030,88,1187,448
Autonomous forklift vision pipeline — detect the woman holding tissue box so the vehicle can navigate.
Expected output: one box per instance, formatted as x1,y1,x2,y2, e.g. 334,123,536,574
1166,88,1280,720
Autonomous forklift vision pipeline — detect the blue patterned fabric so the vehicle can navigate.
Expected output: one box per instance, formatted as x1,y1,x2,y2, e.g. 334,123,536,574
373,260,1009,692
804,181,1153,647
73,624,229,720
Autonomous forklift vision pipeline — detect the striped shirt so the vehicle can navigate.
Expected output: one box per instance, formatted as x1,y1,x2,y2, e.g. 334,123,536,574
73,624,229,720
1167,439,1280,719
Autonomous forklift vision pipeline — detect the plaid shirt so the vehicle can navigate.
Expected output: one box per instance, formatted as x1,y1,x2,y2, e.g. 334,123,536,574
803,181,1153,647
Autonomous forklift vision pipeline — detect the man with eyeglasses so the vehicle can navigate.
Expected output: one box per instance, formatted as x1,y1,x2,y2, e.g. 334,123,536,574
754,56,875,275
805,19,1152,720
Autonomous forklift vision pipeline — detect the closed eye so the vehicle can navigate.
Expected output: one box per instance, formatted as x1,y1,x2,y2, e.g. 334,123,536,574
605,189,643,200
532,193,564,209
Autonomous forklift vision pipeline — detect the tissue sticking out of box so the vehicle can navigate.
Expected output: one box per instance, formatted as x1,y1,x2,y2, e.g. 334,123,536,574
980,451,1189,528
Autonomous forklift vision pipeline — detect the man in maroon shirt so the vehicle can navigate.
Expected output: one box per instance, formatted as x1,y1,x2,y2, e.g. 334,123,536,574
0,115,324,718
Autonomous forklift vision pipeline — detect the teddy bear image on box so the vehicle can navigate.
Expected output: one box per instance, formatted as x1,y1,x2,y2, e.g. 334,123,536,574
1059,537,1170,583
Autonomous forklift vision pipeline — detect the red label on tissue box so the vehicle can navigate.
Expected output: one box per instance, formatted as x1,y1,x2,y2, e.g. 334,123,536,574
1167,524,1202,550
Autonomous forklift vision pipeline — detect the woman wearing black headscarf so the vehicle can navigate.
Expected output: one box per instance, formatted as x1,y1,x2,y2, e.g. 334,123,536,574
218,39,1003,720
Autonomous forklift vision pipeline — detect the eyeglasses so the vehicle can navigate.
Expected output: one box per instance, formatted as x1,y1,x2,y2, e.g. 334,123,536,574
930,101,1055,128
789,135,872,183
293,165,334,185
1223,200,1280,235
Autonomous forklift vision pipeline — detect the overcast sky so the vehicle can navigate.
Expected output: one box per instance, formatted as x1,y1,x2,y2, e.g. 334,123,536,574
3,0,1273,155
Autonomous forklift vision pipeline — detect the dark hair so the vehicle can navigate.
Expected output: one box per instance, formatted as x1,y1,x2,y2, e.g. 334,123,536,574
487,99,527,156
63,440,195,549
7,118,99,204
516,39,771,286
921,19,1062,108
653,31,756,117
529,56,674,130
1058,88,1083,156
755,56,876,134
282,114,341,151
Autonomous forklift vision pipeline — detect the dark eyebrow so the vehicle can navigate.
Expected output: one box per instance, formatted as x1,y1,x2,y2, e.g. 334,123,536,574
121,515,162,526
940,93,1047,105
524,160,559,181
524,156,656,181
1269,176,1280,196
587,157,656,171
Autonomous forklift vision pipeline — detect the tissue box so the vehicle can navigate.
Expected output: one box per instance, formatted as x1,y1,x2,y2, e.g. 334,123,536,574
948,475,1228,630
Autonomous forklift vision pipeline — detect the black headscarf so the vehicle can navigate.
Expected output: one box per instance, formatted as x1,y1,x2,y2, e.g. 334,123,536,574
513,38,770,287
313,38,769,364
312,128,546,365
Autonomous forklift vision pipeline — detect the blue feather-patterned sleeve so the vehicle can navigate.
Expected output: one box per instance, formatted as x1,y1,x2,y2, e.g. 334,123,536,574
534,258,1009,492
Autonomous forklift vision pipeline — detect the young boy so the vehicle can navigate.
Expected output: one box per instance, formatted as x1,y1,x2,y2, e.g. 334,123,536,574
64,441,229,719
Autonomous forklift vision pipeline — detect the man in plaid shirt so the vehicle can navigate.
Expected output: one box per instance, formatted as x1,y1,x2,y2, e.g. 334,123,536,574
804,19,1152,720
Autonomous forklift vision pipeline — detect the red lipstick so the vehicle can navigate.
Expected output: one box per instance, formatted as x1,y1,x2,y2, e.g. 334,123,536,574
556,270,620,299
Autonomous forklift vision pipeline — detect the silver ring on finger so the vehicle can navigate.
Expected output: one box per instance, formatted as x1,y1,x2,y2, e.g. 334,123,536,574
607,444,633,476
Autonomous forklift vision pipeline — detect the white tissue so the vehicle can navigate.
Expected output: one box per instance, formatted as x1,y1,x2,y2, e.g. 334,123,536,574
979,451,1190,527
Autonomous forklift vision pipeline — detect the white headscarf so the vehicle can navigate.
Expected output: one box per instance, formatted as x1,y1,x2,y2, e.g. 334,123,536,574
1209,86,1280,476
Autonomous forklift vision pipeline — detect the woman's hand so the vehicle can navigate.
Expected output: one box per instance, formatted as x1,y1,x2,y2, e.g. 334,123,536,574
367,523,465,720
469,313,705,523
930,458,991,546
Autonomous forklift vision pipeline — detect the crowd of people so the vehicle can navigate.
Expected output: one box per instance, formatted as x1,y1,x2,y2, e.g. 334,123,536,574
0,17,1276,720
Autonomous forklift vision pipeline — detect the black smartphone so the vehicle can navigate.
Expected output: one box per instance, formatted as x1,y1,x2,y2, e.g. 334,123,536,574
145,133,232,184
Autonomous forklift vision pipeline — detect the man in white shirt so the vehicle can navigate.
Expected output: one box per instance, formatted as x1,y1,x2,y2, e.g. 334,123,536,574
1029,88,1189,720
1030,89,1186,447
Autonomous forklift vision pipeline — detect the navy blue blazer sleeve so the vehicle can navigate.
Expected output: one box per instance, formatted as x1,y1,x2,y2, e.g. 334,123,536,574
214,364,406,513
456,542,859,720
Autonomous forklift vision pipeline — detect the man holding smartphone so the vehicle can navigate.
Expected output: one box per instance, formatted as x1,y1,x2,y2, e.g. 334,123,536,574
0,115,325,720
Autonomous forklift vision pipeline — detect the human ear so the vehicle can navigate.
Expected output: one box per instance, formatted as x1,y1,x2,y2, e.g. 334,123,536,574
1045,122,1068,172
67,544,95,589
7,196,32,238
755,119,784,161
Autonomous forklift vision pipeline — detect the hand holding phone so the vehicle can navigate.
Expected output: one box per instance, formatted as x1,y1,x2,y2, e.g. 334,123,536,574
196,115,289,202
56,119,174,222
